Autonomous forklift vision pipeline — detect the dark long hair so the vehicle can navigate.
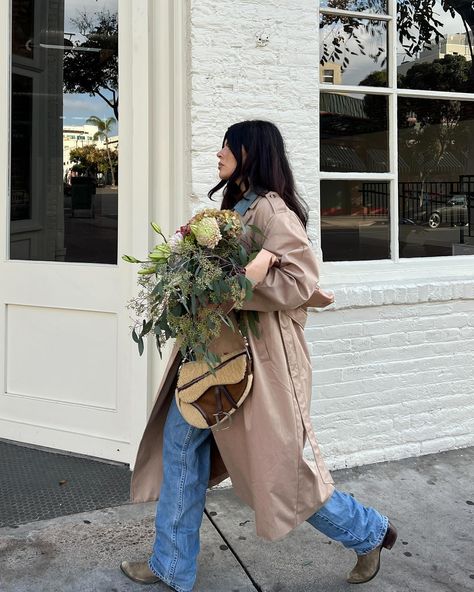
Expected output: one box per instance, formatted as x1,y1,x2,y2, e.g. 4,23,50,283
208,120,309,228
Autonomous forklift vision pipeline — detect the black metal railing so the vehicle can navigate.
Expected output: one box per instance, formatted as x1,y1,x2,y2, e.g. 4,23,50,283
358,180,471,228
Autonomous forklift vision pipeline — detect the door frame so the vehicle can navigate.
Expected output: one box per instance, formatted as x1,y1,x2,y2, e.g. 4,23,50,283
0,0,189,467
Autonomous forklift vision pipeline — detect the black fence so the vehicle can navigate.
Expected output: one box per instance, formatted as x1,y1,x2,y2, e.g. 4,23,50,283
360,180,473,233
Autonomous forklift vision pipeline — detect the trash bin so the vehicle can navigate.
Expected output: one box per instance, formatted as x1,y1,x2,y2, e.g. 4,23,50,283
71,177,95,218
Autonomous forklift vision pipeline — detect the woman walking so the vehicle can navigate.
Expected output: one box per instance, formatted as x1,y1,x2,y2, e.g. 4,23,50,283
121,120,397,591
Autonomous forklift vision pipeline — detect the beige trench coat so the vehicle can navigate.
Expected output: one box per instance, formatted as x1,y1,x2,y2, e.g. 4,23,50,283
131,192,335,541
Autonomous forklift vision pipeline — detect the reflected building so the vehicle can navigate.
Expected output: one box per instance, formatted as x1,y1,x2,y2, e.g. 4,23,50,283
63,124,118,179
398,31,473,75
319,62,342,85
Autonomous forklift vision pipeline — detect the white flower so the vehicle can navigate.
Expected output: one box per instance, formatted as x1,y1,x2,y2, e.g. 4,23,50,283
169,231,184,252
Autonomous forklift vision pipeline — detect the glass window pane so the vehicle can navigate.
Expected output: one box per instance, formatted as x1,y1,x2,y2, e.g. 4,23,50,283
320,0,387,14
11,74,33,221
10,0,118,264
320,92,389,172
397,0,474,93
321,180,390,261
320,16,387,86
398,98,474,257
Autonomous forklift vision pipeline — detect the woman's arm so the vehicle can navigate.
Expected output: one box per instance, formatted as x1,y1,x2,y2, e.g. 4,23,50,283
241,210,320,312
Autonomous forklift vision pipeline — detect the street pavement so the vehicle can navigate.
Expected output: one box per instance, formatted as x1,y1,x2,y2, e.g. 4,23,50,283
1,447,473,592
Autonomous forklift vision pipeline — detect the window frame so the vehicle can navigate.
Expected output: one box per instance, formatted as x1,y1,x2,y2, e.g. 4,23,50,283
318,0,474,283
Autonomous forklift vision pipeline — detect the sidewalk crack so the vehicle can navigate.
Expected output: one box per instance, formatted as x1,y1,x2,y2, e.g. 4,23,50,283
204,508,263,591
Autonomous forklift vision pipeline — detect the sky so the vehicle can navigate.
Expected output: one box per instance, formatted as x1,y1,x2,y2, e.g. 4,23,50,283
63,93,117,131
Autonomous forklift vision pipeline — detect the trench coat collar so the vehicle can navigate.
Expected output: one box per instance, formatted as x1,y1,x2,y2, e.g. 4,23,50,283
233,188,263,216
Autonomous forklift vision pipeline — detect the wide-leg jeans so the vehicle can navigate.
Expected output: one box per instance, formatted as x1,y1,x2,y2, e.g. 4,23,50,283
148,397,389,592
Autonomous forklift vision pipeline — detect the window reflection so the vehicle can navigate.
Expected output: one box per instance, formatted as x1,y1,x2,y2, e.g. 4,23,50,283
12,0,35,59
320,0,387,13
398,98,474,257
11,74,33,222
10,0,118,264
321,180,390,261
397,0,474,93
320,16,387,86
320,93,389,172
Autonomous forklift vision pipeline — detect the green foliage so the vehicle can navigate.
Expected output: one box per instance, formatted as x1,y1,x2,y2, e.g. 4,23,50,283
69,143,117,177
124,210,264,369
401,54,471,93
85,116,117,186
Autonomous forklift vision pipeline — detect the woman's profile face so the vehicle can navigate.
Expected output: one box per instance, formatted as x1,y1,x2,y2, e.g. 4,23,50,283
216,140,238,180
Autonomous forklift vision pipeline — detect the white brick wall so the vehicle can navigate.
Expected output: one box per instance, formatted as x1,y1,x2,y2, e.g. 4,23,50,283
188,0,474,470
188,0,322,242
309,295,474,469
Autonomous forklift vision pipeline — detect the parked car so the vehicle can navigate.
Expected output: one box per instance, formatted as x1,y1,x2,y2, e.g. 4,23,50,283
427,194,469,229
404,194,469,229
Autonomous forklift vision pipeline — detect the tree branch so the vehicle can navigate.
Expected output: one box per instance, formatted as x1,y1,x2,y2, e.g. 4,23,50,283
95,89,115,110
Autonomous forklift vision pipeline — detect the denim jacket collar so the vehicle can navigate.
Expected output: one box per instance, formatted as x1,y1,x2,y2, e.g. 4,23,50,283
232,190,261,216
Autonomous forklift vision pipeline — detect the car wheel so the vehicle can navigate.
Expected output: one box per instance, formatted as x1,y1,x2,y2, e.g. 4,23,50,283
428,212,441,229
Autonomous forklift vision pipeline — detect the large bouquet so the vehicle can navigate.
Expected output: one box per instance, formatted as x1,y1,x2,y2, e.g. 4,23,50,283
123,208,262,368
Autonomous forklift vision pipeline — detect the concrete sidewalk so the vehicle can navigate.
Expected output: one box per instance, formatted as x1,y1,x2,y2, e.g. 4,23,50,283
1,447,473,592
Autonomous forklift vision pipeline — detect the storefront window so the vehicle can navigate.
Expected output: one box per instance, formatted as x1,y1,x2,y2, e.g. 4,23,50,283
398,98,474,257
320,0,474,261
10,0,118,263
320,92,389,172
321,180,390,261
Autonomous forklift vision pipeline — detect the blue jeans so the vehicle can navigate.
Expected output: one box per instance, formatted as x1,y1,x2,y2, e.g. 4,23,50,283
149,397,389,592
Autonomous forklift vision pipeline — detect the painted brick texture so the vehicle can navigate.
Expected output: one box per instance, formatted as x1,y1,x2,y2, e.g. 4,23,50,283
308,299,474,469
189,0,474,470
189,0,321,243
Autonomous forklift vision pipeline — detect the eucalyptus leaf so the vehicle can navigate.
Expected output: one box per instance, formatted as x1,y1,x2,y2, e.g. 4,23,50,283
142,319,153,335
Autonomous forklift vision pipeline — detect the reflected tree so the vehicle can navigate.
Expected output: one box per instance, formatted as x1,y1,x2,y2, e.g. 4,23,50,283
358,55,474,202
321,0,474,84
69,143,118,180
63,9,118,119
398,55,474,202
402,53,472,92
86,115,117,186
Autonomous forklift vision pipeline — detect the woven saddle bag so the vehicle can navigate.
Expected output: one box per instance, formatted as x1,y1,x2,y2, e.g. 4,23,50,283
175,345,253,430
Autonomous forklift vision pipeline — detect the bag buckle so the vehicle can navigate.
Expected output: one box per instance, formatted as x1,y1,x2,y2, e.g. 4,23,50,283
213,411,232,431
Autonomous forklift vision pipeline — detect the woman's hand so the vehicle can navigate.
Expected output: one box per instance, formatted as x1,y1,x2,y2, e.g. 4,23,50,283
244,248,278,285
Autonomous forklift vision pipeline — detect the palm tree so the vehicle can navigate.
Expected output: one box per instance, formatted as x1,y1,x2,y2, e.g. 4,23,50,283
86,115,117,186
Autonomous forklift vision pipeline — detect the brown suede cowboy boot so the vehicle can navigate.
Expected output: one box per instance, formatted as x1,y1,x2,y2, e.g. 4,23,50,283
347,522,398,584
120,560,171,588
